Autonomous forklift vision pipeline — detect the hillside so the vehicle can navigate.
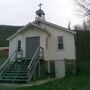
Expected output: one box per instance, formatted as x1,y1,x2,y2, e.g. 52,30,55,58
0,25,23,47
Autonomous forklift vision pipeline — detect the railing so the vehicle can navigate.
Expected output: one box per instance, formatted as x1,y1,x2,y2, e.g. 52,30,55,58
0,52,8,67
16,49,23,59
0,49,23,75
27,47,44,83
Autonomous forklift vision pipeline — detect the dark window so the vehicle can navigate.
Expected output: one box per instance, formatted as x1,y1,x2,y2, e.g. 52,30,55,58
46,38,48,49
17,40,21,52
58,36,64,50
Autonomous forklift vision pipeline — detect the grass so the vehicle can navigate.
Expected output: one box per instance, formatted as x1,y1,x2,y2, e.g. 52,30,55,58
0,71,90,90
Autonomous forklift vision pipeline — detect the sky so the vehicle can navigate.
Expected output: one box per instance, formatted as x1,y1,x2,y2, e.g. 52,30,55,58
0,0,83,28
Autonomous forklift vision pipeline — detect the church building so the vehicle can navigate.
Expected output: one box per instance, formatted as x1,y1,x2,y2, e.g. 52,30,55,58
0,4,76,83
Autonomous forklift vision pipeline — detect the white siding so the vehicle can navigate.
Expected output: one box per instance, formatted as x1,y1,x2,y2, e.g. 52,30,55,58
9,27,47,58
9,34,22,57
9,23,76,60
21,27,46,58
40,23,76,60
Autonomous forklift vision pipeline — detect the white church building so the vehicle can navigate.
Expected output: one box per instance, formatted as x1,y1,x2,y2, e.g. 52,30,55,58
7,4,76,79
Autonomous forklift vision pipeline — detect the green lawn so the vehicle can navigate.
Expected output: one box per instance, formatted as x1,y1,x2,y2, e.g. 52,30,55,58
0,71,90,90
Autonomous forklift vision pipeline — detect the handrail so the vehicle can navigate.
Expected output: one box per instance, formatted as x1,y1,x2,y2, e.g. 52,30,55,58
28,47,38,69
27,47,44,69
27,47,44,83
0,49,17,71
0,49,23,75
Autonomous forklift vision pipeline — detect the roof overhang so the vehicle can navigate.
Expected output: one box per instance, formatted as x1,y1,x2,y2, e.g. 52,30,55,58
7,23,51,40
7,18,76,41
33,18,76,34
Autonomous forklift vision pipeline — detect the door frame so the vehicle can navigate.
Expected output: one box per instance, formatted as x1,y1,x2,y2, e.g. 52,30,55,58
25,36,40,58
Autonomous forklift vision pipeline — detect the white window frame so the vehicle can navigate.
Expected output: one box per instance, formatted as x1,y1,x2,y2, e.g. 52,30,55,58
57,36,64,50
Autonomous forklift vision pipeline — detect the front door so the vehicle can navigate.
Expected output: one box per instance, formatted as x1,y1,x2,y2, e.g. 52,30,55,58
26,37,40,58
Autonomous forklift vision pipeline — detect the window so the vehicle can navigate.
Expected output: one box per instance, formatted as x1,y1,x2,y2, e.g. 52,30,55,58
46,38,48,49
17,40,21,52
58,36,64,50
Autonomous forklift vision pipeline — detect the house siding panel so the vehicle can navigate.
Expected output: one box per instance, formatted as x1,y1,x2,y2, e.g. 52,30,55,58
40,23,76,60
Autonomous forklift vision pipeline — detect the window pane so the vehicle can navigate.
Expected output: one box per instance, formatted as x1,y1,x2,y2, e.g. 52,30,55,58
58,37,63,43
58,36,64,49
17,40,21,52
58,43,63,49
46,38,48,49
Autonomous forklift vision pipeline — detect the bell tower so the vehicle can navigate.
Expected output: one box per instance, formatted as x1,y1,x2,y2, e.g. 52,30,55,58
35,3,45,20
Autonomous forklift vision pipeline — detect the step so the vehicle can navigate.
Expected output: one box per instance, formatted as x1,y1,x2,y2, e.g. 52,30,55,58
0,58,33,84
1,76,28,79
6,70,28,73
2,73,27,76
10,61,30,64
0,79,28,84
16,60,31,63
10,64,29,67
1,74,27,76
7,68,28,71
5,71,28,74
10,66,29,68
9,66,28,69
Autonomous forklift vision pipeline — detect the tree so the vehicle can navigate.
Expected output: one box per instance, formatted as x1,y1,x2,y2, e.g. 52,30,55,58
68,22,71,30
74,0,90,16
73,19,90,31
74,24,82,30
82,19,88,30
82,18,90,31
74,0,90,31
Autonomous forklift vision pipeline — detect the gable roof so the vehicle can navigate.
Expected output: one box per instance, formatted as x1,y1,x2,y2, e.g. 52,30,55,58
7,22,50,40
33,18,76,34
7,18,76,40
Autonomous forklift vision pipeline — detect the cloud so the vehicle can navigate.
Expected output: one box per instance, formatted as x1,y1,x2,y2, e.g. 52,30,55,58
0,0,79,27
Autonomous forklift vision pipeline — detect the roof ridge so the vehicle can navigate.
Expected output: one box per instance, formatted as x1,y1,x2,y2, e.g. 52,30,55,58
33,18,76,34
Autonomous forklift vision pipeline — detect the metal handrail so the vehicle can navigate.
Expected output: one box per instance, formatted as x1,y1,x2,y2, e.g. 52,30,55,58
0,49,23,74
27,47,44,69
0,49,17,71
28,47,38,69
27,47,44,83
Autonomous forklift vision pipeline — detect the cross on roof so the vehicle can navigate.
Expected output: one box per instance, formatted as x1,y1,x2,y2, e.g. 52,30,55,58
38,3,43,9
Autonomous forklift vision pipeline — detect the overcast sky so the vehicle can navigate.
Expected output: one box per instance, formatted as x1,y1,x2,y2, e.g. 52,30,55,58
0,0,83,28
